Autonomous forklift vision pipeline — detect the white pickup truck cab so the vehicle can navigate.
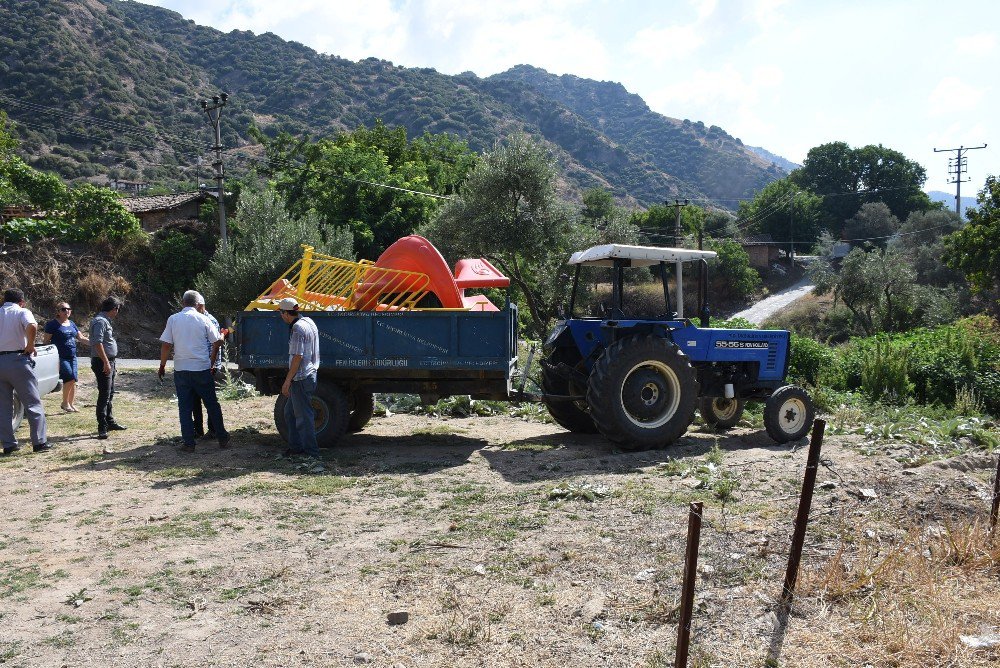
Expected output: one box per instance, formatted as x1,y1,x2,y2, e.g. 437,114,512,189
11,344,61,431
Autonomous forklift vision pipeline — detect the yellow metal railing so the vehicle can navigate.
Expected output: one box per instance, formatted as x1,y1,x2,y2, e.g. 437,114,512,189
246,245,433,312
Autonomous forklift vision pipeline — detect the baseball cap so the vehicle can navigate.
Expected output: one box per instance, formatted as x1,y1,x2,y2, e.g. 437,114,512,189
278,297,299,312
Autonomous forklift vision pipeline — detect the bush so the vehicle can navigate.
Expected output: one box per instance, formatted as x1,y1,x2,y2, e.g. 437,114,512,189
788,333,838,386
707,239,761,302
148,231,209,296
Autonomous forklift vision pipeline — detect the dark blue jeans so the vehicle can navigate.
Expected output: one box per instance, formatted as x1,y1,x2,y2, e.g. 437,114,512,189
174,370,228,446
284,373,319,458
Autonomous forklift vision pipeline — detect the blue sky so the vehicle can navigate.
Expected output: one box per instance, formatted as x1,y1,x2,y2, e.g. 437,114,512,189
143,0,998,196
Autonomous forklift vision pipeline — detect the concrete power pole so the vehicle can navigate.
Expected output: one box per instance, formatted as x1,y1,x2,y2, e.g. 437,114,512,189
667,198,689,317
200,93,229,252
933,144,987,217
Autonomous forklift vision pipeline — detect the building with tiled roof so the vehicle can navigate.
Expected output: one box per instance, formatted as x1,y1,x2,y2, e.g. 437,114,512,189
739,233,782,268
122,191,219,232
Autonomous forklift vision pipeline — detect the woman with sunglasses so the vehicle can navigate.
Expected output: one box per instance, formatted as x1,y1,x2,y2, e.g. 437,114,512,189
42,302,90,412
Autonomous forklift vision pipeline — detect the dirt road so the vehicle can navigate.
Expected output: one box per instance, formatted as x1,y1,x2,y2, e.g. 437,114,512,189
729,278,815,325
1,370,997,667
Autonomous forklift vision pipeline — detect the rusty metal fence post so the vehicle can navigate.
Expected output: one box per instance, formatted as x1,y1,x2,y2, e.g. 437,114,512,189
779,419,825,610
675,501,703,668
990,450,1000,532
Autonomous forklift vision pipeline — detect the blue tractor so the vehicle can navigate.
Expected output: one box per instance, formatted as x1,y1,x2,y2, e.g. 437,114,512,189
540,244,815,450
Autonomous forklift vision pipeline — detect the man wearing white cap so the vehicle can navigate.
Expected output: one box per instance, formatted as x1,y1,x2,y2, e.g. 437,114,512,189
278,297,321,463
158,290,230,452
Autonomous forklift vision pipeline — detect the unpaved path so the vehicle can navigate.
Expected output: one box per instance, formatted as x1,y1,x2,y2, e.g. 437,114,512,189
729,278,815,324
1,370,997,667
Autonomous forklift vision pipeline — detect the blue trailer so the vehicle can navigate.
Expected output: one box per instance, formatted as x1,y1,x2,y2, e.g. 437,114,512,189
237,307,518,447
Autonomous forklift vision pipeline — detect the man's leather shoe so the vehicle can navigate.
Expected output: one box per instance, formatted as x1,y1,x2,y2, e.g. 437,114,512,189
97,432,109,440
32,443,52,453
2,445,21,456
218,436,231,449
200,431,217,441
107,423,127,431
179,443,196,453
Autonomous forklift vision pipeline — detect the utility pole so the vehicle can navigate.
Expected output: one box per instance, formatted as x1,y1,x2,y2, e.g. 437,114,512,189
933,144,987,217
201,93,229,252
665,198,689,248
789,191,800,268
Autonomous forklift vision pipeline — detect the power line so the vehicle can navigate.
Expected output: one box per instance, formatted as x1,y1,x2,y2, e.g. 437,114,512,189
933,143,987,216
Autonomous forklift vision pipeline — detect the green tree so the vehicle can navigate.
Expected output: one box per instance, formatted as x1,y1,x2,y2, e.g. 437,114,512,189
196,186,354,317
943,175,1000,299
581,188,615,224
737,178,824,253
843,202,899,248
422,134,580,337
58,184,140,241
707,239,761,301
891,209,965,288
260,120,476,259
810,246,916,335
791,141,934,226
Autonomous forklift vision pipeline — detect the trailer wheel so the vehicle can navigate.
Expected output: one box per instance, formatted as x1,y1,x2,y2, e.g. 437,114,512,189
541,351,598,434
273,381,350,449
763,385,815,443
587,335,698,450
699,397,746,429
347,391,375,433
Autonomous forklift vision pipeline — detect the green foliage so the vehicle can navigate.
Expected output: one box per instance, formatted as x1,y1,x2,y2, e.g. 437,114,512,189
810,246,916,335
943,175,1000,297
787,333,838,386
58,184,141,241
262,120,477,259
843,202,898,247
830,318,1000,415
706,239,761,301
424,134,581,337
790,141,934,226
148,231,209,296
736,177,824,250
196,186,354,317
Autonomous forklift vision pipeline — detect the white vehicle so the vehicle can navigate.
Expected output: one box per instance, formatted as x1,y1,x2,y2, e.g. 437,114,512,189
11,344,61,431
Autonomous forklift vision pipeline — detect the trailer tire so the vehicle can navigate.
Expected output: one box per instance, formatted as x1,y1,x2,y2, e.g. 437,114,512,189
273,381,350,449
763,385,815,443
347,391,375,433
699,397,745,429
541,351,598,434
587,335,698,450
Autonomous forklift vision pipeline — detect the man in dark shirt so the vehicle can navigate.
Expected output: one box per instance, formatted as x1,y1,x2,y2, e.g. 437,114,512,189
90,296,126,440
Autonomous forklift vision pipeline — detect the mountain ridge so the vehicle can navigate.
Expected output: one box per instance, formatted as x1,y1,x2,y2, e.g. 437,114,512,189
0,0,788,208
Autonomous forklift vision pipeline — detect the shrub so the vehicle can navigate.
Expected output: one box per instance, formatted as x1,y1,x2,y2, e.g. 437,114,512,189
148,231,208,296
788,333,838,386
76,271,131,312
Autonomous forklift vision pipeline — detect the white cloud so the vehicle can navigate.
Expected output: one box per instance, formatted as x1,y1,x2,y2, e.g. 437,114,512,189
927,77,985,117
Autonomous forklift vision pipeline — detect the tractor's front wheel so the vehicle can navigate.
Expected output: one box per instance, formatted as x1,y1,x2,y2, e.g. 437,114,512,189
700,397,746,429
763,385,815,443
587,335,698,450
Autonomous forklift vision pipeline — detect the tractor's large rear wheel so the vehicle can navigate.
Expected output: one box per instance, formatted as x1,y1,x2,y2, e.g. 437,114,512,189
763,385,815,443
700,397,746,429
587,335,698,450
541,350,598,434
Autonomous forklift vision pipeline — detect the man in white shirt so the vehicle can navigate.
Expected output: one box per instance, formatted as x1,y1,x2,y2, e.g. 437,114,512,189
0,288,50,455
278,297,322,464
158,290,230,452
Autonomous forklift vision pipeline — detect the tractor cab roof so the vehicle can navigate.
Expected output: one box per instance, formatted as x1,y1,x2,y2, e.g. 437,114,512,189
568,244,717,267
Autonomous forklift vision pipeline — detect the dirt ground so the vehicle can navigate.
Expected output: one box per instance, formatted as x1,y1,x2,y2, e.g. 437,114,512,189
1,371,999,667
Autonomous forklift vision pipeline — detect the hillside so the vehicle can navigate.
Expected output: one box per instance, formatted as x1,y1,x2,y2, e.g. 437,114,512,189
0,0,785,207
927,190,977,218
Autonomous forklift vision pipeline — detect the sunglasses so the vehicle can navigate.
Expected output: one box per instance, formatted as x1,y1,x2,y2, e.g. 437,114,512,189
59,307,72,311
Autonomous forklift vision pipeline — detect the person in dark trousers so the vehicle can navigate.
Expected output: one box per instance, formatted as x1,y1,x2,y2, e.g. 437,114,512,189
0,288,50,455
158,290,230,453
90,296,126,440
278,297,322,471
191,295,225,439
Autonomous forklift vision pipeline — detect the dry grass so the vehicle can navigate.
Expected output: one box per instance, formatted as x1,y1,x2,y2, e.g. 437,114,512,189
799,520,1000,666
